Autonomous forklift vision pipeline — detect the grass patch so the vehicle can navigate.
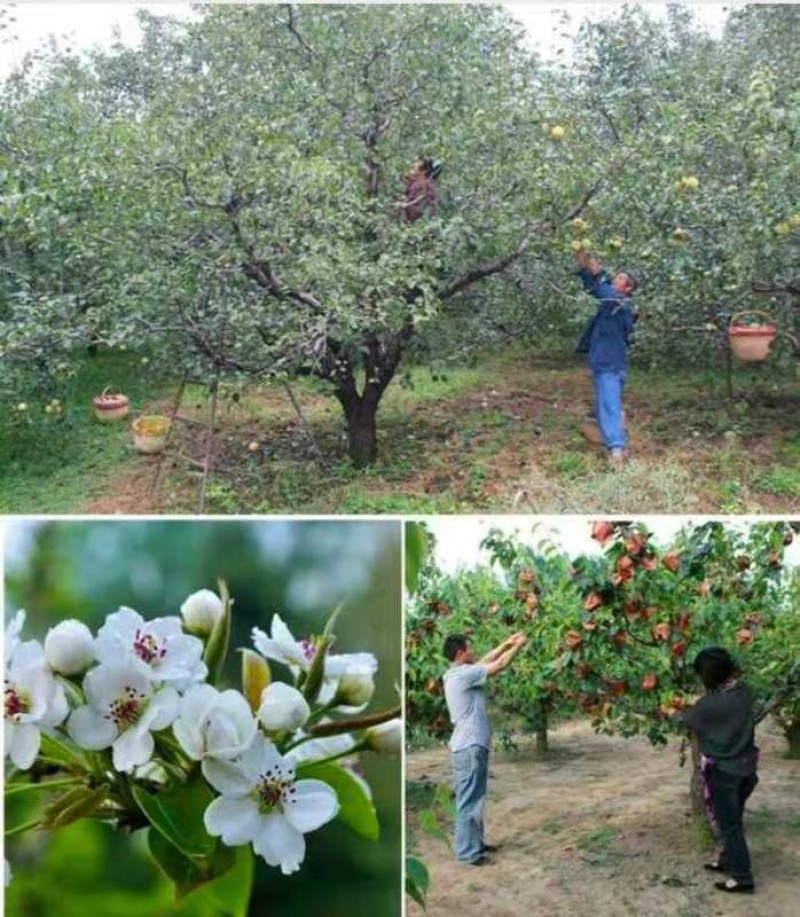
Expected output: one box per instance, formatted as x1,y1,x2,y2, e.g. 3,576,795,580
406,781,439,812
6,346,800,513
754,467,800,498
0,352,172,513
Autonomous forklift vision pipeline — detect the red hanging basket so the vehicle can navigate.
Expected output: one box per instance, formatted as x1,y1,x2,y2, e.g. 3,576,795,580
728,310,777,362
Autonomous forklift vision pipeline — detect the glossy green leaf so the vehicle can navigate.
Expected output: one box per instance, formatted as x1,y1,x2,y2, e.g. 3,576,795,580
405,523,430,596
133,774,216,859
296,761,379,841
405,855,430,909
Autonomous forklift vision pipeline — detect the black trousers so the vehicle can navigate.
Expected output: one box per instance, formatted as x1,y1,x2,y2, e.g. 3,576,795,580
707,768,758,884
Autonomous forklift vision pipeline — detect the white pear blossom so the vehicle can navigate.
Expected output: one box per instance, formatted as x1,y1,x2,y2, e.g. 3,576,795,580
257,683,310,732
94,607,207,688
180,590,224,636
202,734,339,875
44,620,95,675
5,610,26,664
173,684,257,761
252,614,377,709
67,660,179,773
333,671,375,710
251,614,313,671
365,718,403,756
4,640,69,770
288,731,358,767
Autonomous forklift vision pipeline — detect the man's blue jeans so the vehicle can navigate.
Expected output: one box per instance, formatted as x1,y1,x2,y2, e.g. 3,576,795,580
593,370,627,450
451,745,489,863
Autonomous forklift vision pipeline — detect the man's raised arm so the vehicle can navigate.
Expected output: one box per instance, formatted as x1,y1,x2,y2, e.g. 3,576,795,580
478,632,525,666
484,634,528,677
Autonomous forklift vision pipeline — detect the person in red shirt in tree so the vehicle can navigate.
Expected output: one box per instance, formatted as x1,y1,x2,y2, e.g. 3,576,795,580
403,156,441,222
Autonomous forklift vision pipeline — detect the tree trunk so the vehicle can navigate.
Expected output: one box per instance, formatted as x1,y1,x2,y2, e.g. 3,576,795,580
340,394,379,468
534,700,549,755
783,717,800,759
688,734,705,818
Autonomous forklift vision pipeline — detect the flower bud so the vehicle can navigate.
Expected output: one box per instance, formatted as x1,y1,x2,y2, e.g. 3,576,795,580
335,672,375,708
180,589,224,636
242,648,271,713
258,682,310,732
44,620,95,675
365,718,403,756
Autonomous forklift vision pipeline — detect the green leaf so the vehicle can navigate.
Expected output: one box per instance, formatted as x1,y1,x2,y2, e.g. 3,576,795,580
133,774,216,859
39,733,88,770
42,783,111,828
405,855,430,909
193,845,254,917
296,761,379,841
148,828,241,903
203,579,233,686
405,522,430,595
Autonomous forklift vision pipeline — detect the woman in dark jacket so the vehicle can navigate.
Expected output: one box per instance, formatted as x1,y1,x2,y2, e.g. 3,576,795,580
678,647,759,894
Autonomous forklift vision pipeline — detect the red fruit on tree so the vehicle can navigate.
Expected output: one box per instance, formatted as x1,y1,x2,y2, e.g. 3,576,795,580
518,568,536,584
607,679,629,696
640,606,657,621
612,567,634,586
425,676,442,696
642,674,658,691
737,628,755,646
591,521,615,545
582,620,598,632
565,630,584,650
662,553,681,574
611,631,628,647
653,622,672,641
624,600,641,620
641,555,658,571
584,591,604,611
675,611,692,633
671,640,688,658
623,532,647,556
617,555,635,573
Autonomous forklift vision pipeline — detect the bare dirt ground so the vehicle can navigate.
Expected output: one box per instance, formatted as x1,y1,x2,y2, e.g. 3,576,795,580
81,353,800,514
406,719,800,917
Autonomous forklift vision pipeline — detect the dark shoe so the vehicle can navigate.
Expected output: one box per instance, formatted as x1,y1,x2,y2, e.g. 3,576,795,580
482,843,501,853
715,880,754,894
465,855,493,867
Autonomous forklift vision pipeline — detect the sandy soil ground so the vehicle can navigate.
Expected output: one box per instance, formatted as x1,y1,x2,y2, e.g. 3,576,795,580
406,719,800,917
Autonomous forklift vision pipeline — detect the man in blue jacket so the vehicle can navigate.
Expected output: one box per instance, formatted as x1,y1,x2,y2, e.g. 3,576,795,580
575,250,639,464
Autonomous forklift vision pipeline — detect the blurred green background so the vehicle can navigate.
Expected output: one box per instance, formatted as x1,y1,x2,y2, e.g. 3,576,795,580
4,519,402,917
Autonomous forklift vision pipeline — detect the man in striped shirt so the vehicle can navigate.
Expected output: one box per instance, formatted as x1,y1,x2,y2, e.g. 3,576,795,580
442,631,528,865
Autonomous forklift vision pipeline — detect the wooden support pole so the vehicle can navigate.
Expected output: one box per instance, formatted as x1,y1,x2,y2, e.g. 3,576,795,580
198,366,222,513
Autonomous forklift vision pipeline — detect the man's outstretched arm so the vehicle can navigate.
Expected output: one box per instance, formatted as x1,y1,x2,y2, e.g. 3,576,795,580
478,632,524,666
485,635,528,677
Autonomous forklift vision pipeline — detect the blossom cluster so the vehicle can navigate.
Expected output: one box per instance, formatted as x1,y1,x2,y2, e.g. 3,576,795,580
4,590,401,877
